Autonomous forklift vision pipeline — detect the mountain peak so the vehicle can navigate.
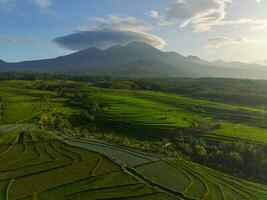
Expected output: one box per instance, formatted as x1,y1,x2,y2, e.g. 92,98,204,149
186,55,208,65
125,41,159,50
187,55,201,61
80,46,102,53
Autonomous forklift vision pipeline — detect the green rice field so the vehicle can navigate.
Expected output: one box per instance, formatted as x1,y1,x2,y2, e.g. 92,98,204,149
1,79,267,199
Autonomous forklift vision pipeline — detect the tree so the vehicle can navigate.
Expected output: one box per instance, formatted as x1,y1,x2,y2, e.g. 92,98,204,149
227,151,244,170
194,144,207,163
0,96,7,121
37,110,71,130
74,90,82,99
263,143,267,156
88,102,100,113
57,87,67,97
260,159,267,182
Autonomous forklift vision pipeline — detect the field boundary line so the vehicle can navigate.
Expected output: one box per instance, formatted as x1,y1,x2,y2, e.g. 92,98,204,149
5,178,14,200
125,166,193,200
91,157,102,176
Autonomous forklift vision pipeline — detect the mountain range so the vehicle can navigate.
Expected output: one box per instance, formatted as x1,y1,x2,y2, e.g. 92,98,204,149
1,42,267,79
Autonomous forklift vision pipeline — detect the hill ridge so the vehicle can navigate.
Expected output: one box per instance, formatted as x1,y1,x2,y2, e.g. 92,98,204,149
1,42,267,79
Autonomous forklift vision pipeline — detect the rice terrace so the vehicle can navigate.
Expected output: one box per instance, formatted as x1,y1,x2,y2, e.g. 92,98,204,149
0,77,267,200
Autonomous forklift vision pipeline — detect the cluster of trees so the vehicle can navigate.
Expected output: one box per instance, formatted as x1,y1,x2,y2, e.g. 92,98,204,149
173,132,267,183
65,128,181,158
37,110,71,130
133,78,267,107
36,94,71,130
64,125,267,184
0,72,39,80
36,89,101,129
0,96,7,122
69,92,101,124
3,72,267,107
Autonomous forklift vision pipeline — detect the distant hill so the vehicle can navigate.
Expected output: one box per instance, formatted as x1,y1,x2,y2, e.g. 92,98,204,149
1,41,267,79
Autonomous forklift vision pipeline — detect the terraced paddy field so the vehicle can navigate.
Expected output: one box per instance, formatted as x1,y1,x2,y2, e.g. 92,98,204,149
2,80,267,144
1,80,267,199
0,127,177,200
82,87,267,143
58,133,267,200
0,125,266,200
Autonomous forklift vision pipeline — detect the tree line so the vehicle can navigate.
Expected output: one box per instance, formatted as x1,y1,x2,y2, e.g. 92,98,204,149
2,72,267,107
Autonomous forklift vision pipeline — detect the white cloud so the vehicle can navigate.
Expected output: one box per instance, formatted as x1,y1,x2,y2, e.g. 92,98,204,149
205,37,247,48
53,31,166,51
146,10,159,19
78,15,152,32
146,10,173,26
148,0,232,32
0,0,15,10
148,0,267,32
208,18,267,31
32,0,50,8
0,0,51,10
205,37,267,48
53,15,166,51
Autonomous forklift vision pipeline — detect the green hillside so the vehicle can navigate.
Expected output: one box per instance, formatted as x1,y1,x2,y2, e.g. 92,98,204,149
82,87,267,143
1,78,267,199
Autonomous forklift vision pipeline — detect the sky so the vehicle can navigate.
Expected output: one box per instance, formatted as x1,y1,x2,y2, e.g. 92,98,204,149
0,0,267,64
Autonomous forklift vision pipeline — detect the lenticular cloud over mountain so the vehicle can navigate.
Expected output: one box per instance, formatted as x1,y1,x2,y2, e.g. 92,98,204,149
53,30,166,51
52,15,166,51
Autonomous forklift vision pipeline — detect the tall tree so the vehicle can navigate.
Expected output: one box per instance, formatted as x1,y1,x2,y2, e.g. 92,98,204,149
0,96,7,121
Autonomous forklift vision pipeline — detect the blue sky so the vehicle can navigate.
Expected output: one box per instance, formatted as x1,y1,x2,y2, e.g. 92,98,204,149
0,0,267,64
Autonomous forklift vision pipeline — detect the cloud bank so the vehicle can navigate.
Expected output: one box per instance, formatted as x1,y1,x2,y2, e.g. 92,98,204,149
148,0,267,32
205,37,267,48
53,15,166,51
205,37,247,48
